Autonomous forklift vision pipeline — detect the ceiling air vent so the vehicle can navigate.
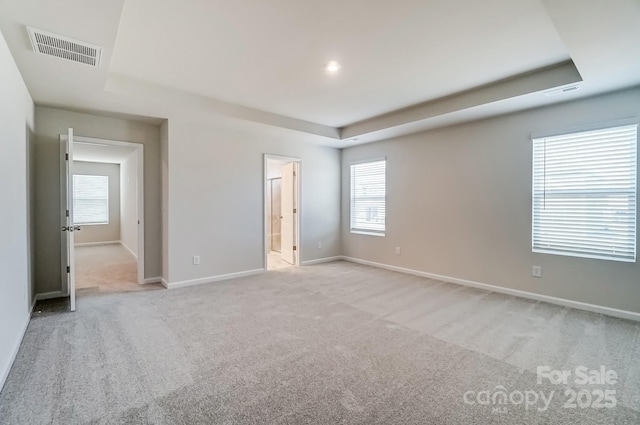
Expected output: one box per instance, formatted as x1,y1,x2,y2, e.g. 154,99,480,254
27,27,102,68
543,84,581,97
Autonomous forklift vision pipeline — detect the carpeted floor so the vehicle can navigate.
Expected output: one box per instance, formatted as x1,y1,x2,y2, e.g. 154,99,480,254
75,244,163,294
1,261,639,424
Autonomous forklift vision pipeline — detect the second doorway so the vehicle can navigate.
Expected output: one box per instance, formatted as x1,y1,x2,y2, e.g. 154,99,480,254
265,155,300,271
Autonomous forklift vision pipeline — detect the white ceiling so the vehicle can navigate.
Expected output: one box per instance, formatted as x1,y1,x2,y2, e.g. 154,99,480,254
110,0,569,127
1,0,639,148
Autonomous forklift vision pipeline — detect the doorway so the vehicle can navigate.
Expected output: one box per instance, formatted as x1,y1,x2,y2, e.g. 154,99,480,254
60,134,150,306
264,155,301,271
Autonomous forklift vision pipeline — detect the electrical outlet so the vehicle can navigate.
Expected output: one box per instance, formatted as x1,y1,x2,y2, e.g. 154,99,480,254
317,241,322,249
395,247,401,255
193,255,200,265
532,266,542,278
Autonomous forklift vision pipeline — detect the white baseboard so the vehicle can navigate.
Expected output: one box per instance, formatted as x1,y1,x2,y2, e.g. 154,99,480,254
301,256,343,266
34,291,65,301
143,277,162,285
0,311,30,393
120,242,138,260
342,256,640,322
74,240,120,247
164,268,265,290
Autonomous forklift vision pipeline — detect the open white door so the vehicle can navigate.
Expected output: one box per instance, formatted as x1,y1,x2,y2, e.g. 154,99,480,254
60,128,76,311
280,162,296,265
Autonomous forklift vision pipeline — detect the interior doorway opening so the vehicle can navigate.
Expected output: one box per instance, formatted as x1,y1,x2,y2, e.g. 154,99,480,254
264,155,301,271
72,160,138,293
61,134,151,307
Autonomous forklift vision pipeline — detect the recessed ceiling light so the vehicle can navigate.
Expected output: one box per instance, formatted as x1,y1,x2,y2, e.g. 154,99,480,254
326,61,341,73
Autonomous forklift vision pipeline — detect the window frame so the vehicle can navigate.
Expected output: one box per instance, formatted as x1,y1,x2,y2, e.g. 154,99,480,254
350,158,387,237
531,124,637,262
73,174,110,226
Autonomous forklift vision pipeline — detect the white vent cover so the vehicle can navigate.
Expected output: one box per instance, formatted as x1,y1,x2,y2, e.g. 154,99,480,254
27,27,102,67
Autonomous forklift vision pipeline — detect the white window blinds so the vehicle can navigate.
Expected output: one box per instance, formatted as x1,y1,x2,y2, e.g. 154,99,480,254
73,175,109,225
532,124,637,262
350,159,386,235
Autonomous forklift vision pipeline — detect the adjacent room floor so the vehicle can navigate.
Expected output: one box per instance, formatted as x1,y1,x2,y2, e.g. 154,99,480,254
75,244,162,294
2,261,639,424
267,250,294,271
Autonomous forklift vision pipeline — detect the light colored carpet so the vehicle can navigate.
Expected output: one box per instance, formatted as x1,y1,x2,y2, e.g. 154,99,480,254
1,261,639,424
75,244,162,293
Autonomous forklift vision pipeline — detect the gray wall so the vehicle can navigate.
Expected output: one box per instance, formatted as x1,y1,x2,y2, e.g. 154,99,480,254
73,161,121,245
164,119,341,284
34,107,162,294
342,87,640,313
0,31,34,390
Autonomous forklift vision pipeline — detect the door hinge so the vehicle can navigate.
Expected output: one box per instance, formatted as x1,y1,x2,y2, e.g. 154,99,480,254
293,171,296,177
66,209,69,217
293,246,297,251
293,208,297,213
65,153,69,160
66,266,70,273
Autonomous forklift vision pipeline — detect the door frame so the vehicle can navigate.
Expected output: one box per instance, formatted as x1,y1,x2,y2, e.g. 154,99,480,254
60,135,145,286
59,129,76,310
263,154,301,269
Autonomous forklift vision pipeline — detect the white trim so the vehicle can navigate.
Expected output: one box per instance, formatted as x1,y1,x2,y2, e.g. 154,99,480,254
349,156,387,165
0,313,30,393
135,144,145,286
59,136,69,297
350,230,385,237
163,269,265,290
74,240,120,247
71,136,144,151
301,256,343,266
120,241,138,260
341,256,640,322
64,135,146,286
160,278,169,289
35,291,65,301
143,277,162,285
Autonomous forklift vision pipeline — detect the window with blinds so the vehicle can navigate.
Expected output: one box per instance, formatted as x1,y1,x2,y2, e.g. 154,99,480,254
350,159,386,235
73,175,109,225
532,124,637,262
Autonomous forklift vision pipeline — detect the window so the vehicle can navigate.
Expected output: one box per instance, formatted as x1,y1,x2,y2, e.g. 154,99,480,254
350,159,386,235
73,175,109,225
532,124,637,262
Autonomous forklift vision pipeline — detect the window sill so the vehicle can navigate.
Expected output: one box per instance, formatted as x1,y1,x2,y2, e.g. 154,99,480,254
351,230,385,237
533,248,636,263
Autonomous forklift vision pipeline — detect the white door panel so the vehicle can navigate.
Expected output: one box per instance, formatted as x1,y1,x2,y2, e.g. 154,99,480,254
280,163,295,265
60,128,76,311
